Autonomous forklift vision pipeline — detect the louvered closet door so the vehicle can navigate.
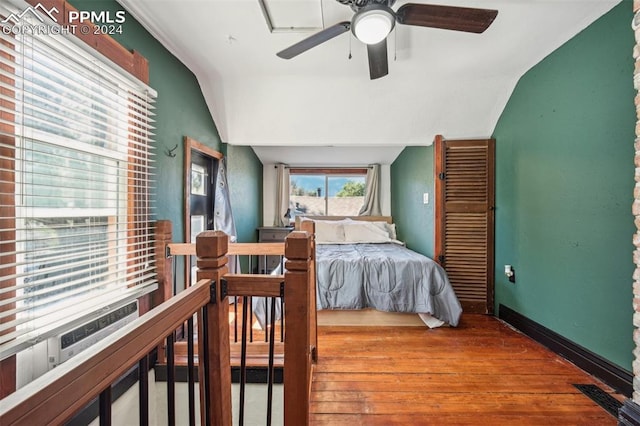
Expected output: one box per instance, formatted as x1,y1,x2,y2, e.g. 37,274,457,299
435,136,495,314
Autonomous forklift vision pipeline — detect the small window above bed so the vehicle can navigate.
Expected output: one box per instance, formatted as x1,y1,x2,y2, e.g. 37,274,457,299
289,168,367,217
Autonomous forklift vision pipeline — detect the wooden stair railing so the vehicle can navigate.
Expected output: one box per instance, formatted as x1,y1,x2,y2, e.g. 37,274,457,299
195,229,316,425
195,230,232,425
282,231,316,425
169,241,286,257
0,224,316,425
164,226,318,371
164,240,288,368
0,277,215,425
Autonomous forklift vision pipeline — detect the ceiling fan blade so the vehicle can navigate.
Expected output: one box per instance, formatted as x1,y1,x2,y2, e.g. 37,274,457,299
396,3,498,34
276,22,351,59
367,39,388,80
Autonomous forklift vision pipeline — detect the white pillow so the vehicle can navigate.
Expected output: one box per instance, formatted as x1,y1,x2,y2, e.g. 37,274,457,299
368,221,396,240
386,223,397,240
314,220,345,243
343,222,391,243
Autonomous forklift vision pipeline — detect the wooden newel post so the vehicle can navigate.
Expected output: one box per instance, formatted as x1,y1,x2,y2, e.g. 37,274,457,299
151,220,172,363
196,231,231,426
150,220,173,313
298,220,318,361
284,230,315,426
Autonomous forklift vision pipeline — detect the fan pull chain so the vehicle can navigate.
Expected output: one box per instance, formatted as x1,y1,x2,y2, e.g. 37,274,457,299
348,34,352,59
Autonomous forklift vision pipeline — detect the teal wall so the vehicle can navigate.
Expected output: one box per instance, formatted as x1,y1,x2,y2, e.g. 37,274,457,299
390,146,436,258
69,1,263,283
493,2,635,370
226,145,263,243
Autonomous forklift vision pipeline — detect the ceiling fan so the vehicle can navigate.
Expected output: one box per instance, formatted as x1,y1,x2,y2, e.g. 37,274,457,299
276,0,498,80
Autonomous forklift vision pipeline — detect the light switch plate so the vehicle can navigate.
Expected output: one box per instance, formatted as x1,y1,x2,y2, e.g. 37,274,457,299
423,193,429,204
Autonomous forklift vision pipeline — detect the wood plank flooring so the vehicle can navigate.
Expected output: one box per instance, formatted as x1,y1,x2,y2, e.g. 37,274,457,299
310,314,623,425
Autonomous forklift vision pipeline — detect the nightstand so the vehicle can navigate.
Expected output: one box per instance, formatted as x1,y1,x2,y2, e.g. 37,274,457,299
257,226,293,273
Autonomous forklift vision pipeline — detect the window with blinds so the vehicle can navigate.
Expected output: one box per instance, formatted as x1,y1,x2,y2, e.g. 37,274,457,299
0,3,157,361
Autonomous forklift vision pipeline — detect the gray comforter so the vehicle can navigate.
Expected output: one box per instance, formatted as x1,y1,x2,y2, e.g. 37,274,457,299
254,242,462,328
315,243,462,327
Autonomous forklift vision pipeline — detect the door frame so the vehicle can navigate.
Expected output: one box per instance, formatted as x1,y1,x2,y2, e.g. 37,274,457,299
183,136,223,287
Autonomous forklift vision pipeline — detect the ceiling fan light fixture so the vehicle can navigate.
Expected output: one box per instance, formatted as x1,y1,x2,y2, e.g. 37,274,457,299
352,4,395,45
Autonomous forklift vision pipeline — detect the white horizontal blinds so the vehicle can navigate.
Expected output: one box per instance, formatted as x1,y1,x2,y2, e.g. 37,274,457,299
0,32,17,359
0,3,157,358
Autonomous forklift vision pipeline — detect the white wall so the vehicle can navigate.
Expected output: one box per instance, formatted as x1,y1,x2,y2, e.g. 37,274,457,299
263,164,392,227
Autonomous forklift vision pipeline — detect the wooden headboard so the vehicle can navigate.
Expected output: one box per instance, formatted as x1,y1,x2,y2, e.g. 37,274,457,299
295,215,393,231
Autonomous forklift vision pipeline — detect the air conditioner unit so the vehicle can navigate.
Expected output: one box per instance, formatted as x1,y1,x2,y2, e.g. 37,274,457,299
47,301,138,370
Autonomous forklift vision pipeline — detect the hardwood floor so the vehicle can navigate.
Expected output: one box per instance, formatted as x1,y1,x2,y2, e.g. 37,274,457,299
170,307,624,423
310,314,623,425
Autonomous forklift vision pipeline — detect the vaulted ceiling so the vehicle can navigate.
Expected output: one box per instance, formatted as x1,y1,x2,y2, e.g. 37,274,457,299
117,0,620,164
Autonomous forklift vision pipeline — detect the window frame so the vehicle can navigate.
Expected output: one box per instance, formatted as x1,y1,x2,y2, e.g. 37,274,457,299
289,167,368,217
0,0,154,397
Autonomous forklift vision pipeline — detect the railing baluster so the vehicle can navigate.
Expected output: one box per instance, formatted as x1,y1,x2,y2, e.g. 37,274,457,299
234,296,239,342
280,294,284,343
249,296,254,342
239,296,249,426
187,316,196,426
266,295,277,426
265,296,269,343
99,386,111,426
139,356,149,426
279,254,285,343
166,333,176,426
200,304,212,426
172,251,178,294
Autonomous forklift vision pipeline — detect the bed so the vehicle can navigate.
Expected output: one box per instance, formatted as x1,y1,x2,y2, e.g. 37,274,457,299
254,216,462,328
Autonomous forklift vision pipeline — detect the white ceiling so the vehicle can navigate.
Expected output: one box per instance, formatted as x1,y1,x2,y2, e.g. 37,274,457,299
117,0,620,165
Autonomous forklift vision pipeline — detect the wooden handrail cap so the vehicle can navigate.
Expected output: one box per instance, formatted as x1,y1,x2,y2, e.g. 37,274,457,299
285,231,312,260
196,230,228,258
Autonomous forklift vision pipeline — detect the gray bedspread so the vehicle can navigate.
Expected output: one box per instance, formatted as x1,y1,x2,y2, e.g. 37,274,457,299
253,242,462,328
315,243,462,327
